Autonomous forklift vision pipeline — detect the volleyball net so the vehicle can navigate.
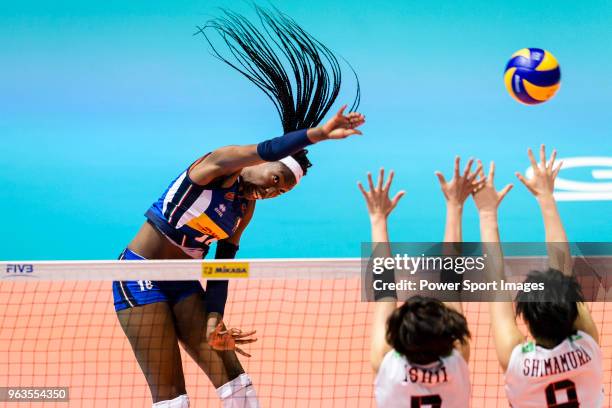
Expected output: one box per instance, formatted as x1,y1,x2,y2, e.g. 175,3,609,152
0,258,611,407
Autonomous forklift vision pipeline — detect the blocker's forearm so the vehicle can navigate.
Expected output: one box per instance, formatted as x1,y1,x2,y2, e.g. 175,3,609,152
538,194,572,274
444,203,463,243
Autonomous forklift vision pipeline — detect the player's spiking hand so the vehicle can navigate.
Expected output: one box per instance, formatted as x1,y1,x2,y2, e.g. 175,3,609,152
208,323,257,358
358,168,405,223
308,105,365,142
435,156,484,208
515,144,562,200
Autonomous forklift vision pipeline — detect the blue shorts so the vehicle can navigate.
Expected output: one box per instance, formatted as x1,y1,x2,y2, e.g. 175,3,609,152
112,248,205,312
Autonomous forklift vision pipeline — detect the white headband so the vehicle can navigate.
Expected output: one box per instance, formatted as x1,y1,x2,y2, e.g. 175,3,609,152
279,156,304,184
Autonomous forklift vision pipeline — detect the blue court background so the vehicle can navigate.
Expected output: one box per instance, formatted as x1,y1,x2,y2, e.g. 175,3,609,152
1,0,611,260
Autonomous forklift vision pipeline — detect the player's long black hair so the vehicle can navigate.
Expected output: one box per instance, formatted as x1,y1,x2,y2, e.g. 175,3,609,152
387,296,470,365
515,268,584,347
196,5,360,174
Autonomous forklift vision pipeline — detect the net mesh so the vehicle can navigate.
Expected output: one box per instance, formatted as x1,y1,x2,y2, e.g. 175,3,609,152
1,268,611,407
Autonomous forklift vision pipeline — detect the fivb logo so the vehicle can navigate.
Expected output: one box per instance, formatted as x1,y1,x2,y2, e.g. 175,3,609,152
526,157,612,201
4,263,35,279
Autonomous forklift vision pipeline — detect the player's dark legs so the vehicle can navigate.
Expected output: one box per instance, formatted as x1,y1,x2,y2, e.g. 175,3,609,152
172,292,245,388
116,302,186,403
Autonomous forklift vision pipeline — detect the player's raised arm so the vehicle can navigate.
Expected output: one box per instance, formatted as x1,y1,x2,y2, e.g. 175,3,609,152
436,157,482,243
358,169,405,373
515,145,572,274
473,161,521,371
190,107,366,185
516,145,599,344
435,156,482,362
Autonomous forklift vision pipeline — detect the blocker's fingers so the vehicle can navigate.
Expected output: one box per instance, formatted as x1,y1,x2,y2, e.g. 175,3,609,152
472,179,486,189
548,149,557,170
470,162,483,181
472,184,485,194
367,172,375,191
357,182,369,197
235,347,252,358
377,168,384,190
528,148,539,172
454,156,460,179
540,144,547,168
472,179,485,194
515,171,529,186
552,161,563,179
499,184,514,201
472,160,483,179
383,170,395,192
515,172,537,195
390,191,406,209
488,161,496,183
476,161,486,183
463,157,474,178
435,171,447,186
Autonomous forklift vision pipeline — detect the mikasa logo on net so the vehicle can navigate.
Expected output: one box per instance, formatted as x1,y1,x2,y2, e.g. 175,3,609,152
525,157,612,201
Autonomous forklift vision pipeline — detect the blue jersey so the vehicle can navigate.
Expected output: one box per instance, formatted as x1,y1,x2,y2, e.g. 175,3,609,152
113,248,205,311
145,160,248,258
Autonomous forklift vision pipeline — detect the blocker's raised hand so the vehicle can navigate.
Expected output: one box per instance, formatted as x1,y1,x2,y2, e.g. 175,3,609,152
358,168,405,221
472,161,513,214
516,144,562,198
435,156,484,207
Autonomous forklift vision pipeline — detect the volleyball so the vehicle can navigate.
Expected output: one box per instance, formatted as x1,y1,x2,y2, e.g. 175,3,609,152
504,48,561,105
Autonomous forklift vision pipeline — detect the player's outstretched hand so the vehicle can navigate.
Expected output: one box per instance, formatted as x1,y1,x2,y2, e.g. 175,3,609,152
515,144,562,199
435,156,484,207
358,168,405,221
208,323,257,358
319,105,365,140
472,161,513,214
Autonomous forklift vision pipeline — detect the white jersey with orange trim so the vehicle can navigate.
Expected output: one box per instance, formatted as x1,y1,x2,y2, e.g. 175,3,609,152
374,349,470,408
505,330,603,408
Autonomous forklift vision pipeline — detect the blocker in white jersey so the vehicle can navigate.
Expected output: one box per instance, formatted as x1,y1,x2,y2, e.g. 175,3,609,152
375,349,470,408
505,330,603,408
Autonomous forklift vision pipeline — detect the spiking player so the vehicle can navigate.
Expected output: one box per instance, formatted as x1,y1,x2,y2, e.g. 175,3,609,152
112,6,364,408
360,159,482,407
474,146,603,407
